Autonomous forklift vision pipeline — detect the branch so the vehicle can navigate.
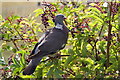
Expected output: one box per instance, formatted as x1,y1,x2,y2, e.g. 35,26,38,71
106,2,112,68
40,54,70,63
31,28,37,41
0,38,26,42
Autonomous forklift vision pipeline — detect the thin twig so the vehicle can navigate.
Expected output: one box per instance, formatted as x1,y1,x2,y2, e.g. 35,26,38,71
12,40,19,51
0,38,26,42
40,55,70,63
99,25,104,37
94,40,99,61
14,26,24,40
28,24,37,41
64,68,76,76
60,66,76,76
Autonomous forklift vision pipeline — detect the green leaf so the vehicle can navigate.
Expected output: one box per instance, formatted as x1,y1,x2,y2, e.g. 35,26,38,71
13,68,20,75
20,21,29,25
20,75,36,78
12,15,20,21
34,9,44,17
81,40,88,57
9,63,15,67
20,52,25,66
46,67,54,76
12,56,20,67
89,3,96,6
34,9,43,13
0,48,2,58
75,73,83,78
44,61,53,67
86,58,94,64
0,59,7,66
12,48,17,53
55,68,65,74
16,50,26,54
70,8,80,12
93,64,100,70
0,15,2,20
36,68,43,78
83,14,103,23
68,49,75,55
64,55,77,66
54,68,62,78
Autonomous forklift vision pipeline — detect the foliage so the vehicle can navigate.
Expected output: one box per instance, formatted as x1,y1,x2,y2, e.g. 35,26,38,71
0,2,120,79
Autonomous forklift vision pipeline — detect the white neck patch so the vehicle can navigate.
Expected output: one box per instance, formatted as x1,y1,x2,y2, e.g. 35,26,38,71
55,23,63,30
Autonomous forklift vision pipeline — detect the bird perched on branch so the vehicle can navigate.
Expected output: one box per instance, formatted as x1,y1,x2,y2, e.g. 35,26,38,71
23,14,69,75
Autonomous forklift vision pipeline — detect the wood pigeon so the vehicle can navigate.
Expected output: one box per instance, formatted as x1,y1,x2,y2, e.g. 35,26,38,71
23,14,69,75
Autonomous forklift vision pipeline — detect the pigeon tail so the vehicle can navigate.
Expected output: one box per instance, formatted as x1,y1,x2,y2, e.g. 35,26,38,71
23,58,42,75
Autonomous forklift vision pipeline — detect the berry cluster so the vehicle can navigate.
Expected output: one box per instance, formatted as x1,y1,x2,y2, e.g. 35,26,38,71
41,13,49,28
41,2,57,28
111,2,120,15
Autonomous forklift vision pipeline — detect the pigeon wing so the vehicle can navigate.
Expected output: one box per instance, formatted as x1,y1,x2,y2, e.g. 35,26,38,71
29,29,52,57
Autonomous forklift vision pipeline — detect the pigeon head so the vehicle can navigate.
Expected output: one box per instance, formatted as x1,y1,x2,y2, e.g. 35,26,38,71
55,14,66,21
54,14,66,25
